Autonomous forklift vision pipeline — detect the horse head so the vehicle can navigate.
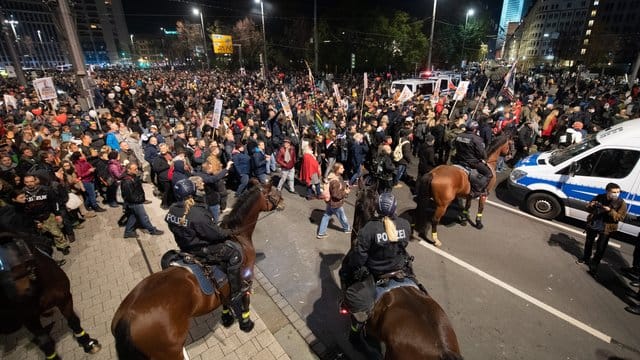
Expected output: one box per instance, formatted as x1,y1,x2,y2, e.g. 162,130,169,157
260,181,285,212
0,233,38,300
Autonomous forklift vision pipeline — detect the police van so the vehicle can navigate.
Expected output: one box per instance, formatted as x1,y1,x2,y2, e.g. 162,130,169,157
508,119,640,237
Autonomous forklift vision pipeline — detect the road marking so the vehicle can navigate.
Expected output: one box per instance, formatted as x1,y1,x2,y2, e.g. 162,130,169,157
418,241,614,343
486,200,622,249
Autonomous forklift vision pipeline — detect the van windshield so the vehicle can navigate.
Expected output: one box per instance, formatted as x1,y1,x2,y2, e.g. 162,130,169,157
548,136,600,166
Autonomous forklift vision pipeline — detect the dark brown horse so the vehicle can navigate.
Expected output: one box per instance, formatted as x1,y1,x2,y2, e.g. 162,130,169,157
111,184,283,359
345,182,462,360
414,134,514,246
0,233,101,359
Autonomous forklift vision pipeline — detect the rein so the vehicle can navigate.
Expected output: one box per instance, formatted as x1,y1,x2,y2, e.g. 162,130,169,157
227,191,281,237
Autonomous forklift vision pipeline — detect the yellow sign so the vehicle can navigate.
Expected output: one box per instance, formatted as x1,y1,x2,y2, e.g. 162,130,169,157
211,34,233,54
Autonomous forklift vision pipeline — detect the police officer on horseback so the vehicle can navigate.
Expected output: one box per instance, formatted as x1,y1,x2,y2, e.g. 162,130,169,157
165,179,246,305
452,121,493,198
339,192,413,347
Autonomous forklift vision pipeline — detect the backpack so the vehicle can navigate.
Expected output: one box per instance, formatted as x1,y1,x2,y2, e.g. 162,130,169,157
393,140,409,162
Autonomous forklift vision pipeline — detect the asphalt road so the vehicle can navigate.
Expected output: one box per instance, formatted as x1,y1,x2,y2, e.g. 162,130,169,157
249,164,640,360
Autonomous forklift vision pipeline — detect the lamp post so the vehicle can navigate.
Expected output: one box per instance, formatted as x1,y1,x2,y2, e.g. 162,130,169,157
426,0,438,71
192,8,210,70
255,0,268,82
462,8,474,64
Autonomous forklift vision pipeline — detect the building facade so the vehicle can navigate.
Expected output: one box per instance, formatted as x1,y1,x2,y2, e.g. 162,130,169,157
506,0,590,67
505,0,640,69
0,0,131,69
497,0,534,57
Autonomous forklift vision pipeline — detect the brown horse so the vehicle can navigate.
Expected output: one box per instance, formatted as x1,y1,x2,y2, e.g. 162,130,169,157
344,182,462,360
0,233,101,359
414,134,514,246
111,184,283,359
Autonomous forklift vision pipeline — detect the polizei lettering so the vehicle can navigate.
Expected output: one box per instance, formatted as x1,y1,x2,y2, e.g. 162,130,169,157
165,213,188,226
375,229,407,244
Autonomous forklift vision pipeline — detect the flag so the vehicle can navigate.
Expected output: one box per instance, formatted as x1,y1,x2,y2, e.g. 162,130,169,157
502,61,517,100
448,79,456,90
397,85,414,104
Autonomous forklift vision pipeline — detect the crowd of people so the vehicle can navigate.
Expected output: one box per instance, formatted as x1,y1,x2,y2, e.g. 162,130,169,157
0,65,639,320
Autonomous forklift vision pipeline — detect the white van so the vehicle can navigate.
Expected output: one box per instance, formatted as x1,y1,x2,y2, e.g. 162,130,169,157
391,79,437,98
508,119,640,237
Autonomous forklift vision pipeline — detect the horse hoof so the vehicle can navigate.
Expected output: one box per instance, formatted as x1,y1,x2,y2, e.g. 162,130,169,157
476,222,484,230
84,339,102,354
239,319,255,333
221,312,235,328
434,240,442,247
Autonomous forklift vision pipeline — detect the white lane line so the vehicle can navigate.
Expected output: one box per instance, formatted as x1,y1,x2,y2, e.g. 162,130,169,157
486,200,622,249
418,241,613,344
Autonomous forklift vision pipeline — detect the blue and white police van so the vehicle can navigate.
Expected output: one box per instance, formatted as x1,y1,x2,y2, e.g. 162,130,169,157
508,119,640,237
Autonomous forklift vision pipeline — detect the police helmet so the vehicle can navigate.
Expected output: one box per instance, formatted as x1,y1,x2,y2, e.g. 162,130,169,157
467,121,479,131
173,179,196,201
377,192,397,217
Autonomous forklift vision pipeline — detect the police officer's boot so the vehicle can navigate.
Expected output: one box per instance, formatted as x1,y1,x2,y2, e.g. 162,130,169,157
348,317,365,349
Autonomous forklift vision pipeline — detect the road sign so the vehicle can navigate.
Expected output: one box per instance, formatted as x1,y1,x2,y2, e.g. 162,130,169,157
211,34,233,54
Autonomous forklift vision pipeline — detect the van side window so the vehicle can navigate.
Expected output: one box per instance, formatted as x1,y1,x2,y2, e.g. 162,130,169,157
572,149,640,178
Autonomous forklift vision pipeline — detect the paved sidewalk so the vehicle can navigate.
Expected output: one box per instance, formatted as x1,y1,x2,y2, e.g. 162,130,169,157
0,185,320,360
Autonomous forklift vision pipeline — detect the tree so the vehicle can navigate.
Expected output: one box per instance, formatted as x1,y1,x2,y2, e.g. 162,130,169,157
383,11,428,71
232,17,263,69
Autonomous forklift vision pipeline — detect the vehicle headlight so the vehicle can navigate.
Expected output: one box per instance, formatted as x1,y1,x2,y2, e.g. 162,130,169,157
510,169,527,182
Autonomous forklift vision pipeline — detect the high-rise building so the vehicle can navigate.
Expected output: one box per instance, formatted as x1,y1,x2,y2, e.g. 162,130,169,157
0,0,131,68
497,0,532,57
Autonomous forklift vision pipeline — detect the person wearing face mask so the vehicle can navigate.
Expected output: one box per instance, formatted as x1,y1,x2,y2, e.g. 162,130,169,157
576,183,627,276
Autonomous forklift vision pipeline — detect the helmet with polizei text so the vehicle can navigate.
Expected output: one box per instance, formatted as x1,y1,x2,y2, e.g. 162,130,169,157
377,192,397,217
173,179,196,201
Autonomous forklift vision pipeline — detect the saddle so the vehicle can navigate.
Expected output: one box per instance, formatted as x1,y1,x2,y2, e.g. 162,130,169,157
373,270,420,302
452,164,486,197
160,250,228,296
0,238,37,300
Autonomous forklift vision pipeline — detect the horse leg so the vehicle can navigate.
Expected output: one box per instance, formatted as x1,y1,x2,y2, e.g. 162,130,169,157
431,205,446,247
59,295,102,354
238,292,255,332
221,305,235,328
23,316,59,360
476,195,487,229
459,197,472,226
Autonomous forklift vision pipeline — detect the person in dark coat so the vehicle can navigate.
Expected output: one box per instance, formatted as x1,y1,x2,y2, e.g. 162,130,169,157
170,159,191,187
348,133,369,185
152,143,173,209
417,134,437,178
120,163,164,238
231,144,251,196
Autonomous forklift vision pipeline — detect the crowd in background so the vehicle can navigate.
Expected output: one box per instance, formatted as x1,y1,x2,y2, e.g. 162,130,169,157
0,66,638,257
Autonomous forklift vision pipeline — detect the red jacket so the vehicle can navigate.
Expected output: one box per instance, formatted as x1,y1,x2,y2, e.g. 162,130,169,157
74,158,95,182
276,146,296,170
299,152,320,186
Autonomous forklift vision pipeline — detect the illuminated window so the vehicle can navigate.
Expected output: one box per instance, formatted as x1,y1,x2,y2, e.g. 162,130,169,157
588,20,594,27
585,29,591,35
593,0,599,5
591,10,597,17
580,48,586,54
583,39,589,45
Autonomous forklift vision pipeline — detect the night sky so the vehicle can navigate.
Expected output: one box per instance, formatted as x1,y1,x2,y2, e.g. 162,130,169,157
123,0,504,36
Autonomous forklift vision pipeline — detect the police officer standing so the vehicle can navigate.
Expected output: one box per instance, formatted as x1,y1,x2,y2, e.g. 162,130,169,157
340,192,413,347
452,121,493,197
165,179,249,322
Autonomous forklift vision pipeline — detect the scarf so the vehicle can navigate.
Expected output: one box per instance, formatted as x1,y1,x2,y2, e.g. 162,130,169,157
284,148,291,163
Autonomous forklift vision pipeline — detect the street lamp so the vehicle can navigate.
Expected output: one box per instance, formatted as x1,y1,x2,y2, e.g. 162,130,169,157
462,8,474,64
192,8,210,70
426,0,438,71
255,0,268,81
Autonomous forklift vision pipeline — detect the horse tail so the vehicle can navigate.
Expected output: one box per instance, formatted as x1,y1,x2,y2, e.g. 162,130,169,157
417,172,433,201
113,318,147,360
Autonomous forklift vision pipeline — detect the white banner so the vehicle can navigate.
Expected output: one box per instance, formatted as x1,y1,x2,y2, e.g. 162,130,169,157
280,91,293,119
5,65,16,78
453,81,470,101
212,99,223,129
397,85,414,104
3,94,17,110
363,72,368,91
33,77,57,101
332,84,342,104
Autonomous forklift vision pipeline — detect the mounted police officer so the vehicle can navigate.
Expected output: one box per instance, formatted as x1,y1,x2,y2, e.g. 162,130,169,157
339,192,413,347
165,179,246,305
452,121,493,197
